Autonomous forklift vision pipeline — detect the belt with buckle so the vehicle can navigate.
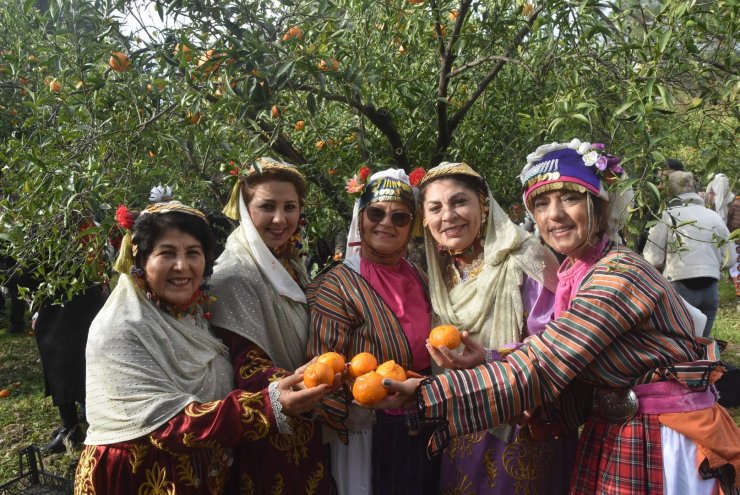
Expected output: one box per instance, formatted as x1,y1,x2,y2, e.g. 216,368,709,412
593,388,639,423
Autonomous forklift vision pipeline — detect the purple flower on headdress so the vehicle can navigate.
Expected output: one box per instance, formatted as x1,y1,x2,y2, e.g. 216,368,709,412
606,155,623,174
595,155,608,171
592,143,606,151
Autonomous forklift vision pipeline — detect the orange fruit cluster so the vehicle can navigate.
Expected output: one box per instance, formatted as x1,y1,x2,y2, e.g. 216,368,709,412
429,324,462,349
350,353,407,405
282,26,303,42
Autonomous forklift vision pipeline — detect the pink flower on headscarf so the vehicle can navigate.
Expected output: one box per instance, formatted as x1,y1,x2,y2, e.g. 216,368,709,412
346,176,364,194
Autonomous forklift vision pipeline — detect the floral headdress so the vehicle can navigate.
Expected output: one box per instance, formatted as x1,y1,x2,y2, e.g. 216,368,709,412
519,139,634,243
520,138,624,206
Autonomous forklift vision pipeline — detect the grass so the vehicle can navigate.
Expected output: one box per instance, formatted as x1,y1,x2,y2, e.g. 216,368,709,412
0,279,738,484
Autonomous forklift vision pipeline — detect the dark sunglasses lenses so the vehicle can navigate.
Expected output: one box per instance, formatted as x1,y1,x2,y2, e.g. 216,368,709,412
365,208,413,227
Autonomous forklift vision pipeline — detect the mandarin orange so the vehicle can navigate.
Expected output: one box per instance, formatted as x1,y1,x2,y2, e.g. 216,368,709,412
317,352,346,374
352,371,388,405
429,324,462,349
303,362,334,388
375,360,406,382
348,352,377,378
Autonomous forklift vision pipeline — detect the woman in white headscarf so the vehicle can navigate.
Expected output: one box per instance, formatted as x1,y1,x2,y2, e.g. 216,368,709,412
76,200,329,495
307,168,440,495
209,157,334,494
706,173,734,223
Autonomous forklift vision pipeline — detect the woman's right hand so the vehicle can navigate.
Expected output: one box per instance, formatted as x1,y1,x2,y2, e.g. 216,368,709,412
275,372,334,417
426,330,485,369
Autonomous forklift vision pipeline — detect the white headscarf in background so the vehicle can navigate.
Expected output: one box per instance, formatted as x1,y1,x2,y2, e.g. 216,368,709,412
707,173,734,223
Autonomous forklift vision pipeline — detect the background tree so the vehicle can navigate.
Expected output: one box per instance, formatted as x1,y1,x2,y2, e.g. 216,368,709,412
0,0,737,304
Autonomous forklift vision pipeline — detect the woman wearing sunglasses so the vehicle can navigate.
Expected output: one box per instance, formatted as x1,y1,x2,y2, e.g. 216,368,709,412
307,168,440,495
416,162,574,495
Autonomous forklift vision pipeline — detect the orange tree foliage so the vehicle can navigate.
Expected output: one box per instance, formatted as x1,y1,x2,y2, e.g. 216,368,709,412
0,0,737,301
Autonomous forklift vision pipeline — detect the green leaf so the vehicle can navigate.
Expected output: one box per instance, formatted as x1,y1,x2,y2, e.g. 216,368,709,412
614,100,635,116
658,29,672,53
646,182,661,203
307,93,316,115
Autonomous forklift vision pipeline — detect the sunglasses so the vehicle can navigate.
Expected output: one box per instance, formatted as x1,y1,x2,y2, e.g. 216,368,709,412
364,207,414,227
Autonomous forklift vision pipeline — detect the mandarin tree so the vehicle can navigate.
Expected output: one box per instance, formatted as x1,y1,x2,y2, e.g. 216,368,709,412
0,0,737,302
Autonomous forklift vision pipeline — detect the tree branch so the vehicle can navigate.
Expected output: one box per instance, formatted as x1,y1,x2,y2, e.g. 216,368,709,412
435,0,474,154
439,4,546,159
448,54,536,80
294,83,409,170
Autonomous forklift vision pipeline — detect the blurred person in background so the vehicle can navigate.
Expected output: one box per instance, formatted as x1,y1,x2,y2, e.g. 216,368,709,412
644,171,731,337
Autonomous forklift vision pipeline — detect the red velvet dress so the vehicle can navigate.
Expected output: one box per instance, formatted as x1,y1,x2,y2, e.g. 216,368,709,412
216,329,333,494
74,388,277,494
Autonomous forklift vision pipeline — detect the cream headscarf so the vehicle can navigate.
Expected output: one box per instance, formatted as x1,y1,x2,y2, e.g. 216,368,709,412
422,162,559,348
85,275,233,444
210,160,310,371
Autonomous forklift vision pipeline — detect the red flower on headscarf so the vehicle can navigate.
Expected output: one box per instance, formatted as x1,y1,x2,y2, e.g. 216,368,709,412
358,166,371,181
115,204,135,230
409,167,426,186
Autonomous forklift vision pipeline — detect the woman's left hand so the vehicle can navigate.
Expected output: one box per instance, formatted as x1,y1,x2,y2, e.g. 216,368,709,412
427,331,485,369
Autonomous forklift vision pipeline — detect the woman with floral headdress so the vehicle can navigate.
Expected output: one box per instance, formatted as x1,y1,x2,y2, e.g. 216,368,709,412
75,200,331,494
209,157,334,494
375,140,740,494
414,161,575,494
307,168,440,495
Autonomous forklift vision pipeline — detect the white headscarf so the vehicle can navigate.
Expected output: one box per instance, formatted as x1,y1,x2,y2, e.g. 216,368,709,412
707,173,734,222
85,275,233,445
209,194,310,371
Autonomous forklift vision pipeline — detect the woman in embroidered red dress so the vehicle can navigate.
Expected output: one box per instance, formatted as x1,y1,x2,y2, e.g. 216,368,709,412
209,158,333,494
376,140,740,494
75,200,331,495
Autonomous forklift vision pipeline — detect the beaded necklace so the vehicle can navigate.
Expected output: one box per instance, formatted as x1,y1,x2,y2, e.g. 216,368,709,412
132,273,215,321
442,238,485,289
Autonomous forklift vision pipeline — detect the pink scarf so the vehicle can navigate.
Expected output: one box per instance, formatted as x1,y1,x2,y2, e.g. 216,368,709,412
360,258,432,371
553,236,609,319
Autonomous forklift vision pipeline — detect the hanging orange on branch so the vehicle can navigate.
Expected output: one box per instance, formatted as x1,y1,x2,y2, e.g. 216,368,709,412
109,51,131,72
